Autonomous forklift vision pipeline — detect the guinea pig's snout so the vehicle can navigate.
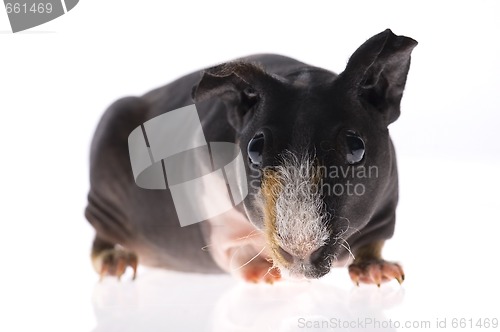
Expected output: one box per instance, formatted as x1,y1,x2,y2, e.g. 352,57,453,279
277,245,325,265
260,149,333,279
276,244,331,279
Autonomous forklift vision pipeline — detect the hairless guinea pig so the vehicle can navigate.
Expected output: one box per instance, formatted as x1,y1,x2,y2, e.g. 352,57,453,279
85,29,417,286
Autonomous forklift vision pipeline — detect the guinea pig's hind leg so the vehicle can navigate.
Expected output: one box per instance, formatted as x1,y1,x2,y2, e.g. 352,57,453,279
348,241,404,287
91,236,138,281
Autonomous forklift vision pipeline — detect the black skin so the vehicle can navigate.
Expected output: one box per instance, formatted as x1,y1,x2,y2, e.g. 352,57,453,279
86,29,417,278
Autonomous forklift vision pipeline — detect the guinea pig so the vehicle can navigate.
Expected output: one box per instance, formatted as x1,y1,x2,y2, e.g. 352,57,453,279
85,29,417,286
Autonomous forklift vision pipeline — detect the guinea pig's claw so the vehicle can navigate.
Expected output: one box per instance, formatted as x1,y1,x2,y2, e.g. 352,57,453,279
348,259,404,287
350,274,360,286
395,275,404,285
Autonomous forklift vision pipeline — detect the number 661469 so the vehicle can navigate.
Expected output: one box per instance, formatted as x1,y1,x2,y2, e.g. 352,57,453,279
5,3,53,14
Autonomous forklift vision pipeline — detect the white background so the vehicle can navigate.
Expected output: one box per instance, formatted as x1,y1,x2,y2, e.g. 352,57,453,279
1,1,499,331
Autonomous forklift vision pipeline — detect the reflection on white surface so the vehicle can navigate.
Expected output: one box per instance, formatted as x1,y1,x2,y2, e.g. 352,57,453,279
92,269,404,332
92,270,235,332
211,281,403,332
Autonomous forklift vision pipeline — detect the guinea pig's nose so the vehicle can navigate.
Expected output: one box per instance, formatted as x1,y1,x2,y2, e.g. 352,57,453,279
309,245,328,265
277,245,328,265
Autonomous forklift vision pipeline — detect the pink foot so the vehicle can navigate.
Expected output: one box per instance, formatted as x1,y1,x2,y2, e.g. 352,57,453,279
240,259,281,284
348,259,404,287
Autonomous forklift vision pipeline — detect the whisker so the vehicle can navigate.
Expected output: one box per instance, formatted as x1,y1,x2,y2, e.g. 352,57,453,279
235,229,263,242
340,239,356,261
228,246,243,270
230,246,267,272
201,243,213,251
262,265,280,279
202,229,263,252
336,215,361,236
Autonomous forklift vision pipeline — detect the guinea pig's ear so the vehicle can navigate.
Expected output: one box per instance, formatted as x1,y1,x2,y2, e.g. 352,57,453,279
341,29,417,124
192,62,272,130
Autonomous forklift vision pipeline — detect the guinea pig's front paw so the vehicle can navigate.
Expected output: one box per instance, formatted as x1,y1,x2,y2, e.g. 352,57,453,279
239,259,281,284
348,259,404,287
93,248,138,281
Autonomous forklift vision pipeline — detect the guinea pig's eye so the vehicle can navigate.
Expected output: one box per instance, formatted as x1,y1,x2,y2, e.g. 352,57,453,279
247,133,265,166
345,131,365,164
